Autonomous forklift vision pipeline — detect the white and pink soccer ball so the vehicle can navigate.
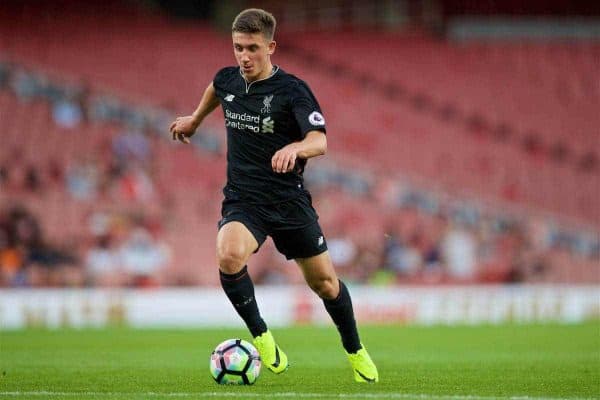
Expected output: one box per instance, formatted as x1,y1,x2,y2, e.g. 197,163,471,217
209,338,262,385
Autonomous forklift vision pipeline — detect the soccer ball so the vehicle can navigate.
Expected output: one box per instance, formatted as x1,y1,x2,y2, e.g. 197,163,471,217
210,338,261,385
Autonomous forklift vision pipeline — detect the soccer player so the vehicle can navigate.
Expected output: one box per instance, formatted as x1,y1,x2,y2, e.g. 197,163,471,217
169,8,378,383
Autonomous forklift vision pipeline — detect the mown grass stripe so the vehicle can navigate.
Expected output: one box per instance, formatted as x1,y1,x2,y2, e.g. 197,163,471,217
0,392,594,400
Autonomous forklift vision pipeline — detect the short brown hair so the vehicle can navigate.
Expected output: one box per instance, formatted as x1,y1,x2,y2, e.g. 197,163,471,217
232,8,276,41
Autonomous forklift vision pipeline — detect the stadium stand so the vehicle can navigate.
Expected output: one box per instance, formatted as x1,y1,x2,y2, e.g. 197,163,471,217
0,2,598,287
283,33,600,225
1,4,597,224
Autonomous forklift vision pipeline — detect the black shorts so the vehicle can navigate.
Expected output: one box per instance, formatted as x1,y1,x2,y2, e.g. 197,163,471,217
218,194,328,260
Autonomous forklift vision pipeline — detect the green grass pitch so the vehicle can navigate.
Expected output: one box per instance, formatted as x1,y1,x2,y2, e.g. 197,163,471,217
0,323,598,399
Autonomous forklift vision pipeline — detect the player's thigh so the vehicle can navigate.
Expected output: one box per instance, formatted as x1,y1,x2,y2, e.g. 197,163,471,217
216,221,260,271
295,251,340,299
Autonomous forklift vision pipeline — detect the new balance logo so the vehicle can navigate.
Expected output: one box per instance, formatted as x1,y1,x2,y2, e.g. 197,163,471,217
262,116,274,133
225,94,235,102
234,296,253,307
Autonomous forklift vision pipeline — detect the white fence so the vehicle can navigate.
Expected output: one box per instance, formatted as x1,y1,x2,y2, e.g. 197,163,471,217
0,285,598,329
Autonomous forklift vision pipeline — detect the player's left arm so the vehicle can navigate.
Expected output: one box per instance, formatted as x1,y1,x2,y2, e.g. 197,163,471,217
271,130,326,174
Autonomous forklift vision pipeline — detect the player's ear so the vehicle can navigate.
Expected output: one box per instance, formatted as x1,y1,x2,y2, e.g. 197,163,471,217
268,40,276,55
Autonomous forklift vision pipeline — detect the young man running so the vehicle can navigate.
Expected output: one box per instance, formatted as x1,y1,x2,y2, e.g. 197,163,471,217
169,8,378,383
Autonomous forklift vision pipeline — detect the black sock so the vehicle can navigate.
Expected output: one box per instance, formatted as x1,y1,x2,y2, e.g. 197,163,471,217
323,280,362,354
219,266,267,338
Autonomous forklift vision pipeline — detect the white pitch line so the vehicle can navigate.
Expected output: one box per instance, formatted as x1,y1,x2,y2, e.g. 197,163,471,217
0,392,593,400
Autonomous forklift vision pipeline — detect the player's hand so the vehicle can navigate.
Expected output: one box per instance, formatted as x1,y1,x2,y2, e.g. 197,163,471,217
169,116,198,144
271,144,299,173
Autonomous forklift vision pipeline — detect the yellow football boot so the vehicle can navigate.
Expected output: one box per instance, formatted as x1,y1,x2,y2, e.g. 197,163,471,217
347,345,379,383
253,330,289,374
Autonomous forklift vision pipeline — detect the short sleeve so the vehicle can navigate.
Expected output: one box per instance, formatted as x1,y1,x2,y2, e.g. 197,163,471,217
290,81,326,137
212,67,236,96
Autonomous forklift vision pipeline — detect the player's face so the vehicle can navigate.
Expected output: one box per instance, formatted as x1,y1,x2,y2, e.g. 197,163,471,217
232,32,276,82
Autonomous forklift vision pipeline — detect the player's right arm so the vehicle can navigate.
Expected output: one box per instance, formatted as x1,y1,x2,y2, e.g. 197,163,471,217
170,82,220,144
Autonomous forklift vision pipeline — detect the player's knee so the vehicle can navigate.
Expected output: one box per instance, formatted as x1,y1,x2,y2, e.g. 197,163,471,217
309,277,338,300
217,245,248,274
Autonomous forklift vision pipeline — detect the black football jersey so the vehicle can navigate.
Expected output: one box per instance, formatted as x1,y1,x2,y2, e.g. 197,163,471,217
212,66,326,204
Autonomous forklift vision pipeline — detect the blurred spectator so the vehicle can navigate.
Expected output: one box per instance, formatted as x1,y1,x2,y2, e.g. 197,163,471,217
112,129,150,163
420,215,444,276
328,229,358,270
441,223,477,281
116,165,155,203
0,228,25,286
11,69,39,101
66,157,100,201
0,205,81,287
85,235,123,287
47,158,64,187
191,127,223,154
24,165,42,192
251,243,297,285
0,61,10,88
53,98,83,128
353,243,383,283
0,162,9,188
383,230,422,278
119,227,170,287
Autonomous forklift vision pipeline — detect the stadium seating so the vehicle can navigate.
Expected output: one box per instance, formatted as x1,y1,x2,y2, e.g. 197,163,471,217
284,32,600,225
1,8,597,226
1,4,598,286
0,90,225,285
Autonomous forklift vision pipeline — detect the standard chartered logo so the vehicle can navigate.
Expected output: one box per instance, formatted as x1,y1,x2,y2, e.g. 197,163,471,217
225,109,274,134
262,117,274,133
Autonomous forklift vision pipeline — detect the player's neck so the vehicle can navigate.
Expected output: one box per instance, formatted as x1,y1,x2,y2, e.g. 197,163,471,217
246,63,275,83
